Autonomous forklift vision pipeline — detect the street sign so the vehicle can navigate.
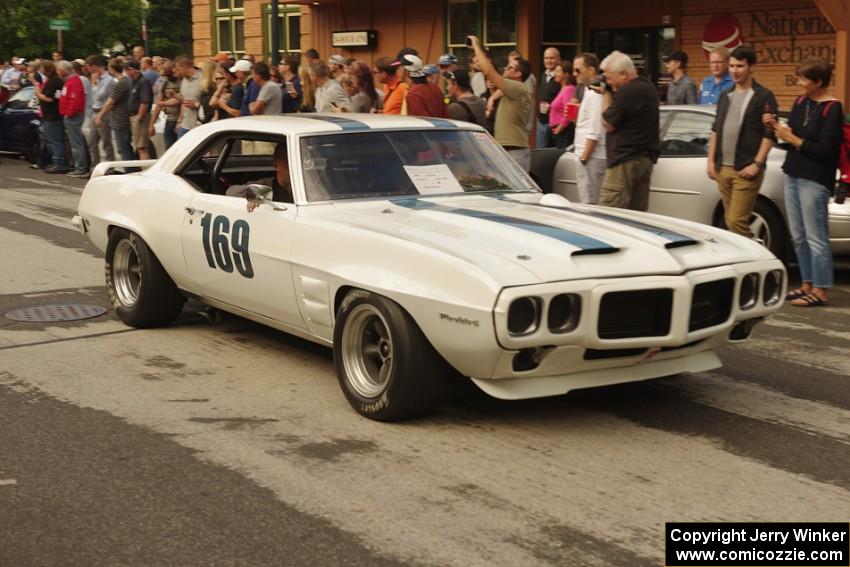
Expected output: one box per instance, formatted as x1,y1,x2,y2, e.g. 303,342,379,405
49,19,70,31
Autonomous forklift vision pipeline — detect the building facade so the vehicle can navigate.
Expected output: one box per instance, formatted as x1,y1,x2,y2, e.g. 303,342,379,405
191,0,849,110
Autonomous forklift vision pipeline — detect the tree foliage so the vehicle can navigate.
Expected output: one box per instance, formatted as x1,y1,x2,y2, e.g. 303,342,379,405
0,0,192,61
146,0,192,58
0,0,143,60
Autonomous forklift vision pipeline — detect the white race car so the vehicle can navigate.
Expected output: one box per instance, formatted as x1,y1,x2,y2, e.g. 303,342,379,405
74,115,785,421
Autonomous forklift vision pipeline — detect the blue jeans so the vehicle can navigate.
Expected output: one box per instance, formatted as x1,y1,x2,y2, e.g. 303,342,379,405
784,174,833,288
43,120,68,168
113,128,135,161
536,120,552,148
164,120,178,150
63,113,89,173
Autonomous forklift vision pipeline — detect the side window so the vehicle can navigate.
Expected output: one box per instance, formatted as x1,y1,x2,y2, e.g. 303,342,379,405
177,138,230,191
220,138,293,203
660,112,714,157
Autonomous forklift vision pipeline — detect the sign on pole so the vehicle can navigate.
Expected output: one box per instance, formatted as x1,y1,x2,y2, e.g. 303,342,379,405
49,19,70,31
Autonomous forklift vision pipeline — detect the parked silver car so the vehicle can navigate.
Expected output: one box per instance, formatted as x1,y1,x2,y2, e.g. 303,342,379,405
540,105,850,261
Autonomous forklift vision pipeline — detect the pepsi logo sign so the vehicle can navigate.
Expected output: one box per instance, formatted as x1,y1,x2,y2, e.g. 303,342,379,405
702,14,745,58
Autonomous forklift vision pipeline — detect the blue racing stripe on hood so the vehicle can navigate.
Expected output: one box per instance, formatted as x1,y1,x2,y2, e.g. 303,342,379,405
394,198,619,255
491,195,698,247
296,115,371,131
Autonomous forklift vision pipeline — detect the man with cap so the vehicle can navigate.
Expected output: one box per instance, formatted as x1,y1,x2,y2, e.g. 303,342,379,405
665,50,698,105
446,69,485,127
374,56,406,115
438,53,459,74
1,57,24,93
468,35,533,171
124,59,153,160
399,54,448,118
423,64,440,86
57,60,90,177
228,59,252,116
328,54,346,81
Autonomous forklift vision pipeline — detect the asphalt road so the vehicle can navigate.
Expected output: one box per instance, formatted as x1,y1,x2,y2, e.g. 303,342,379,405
1,155,849,566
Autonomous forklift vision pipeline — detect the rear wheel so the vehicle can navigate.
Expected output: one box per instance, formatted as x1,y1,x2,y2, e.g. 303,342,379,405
750,199,787,262
105,229,185,327
333,289,446,421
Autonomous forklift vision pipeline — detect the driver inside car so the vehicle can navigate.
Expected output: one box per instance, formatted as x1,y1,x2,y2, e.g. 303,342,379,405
225,142,294,212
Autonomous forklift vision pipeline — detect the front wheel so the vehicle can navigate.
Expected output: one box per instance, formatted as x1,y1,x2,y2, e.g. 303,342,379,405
333,290,446,421
750,199,787,262
105,229,185,327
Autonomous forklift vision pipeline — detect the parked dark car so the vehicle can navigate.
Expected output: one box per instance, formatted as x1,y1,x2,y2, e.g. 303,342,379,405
0,86,41,162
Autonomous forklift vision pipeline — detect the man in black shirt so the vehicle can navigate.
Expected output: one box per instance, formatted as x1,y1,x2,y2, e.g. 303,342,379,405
536,47,562,148
34,60,69,173
597,51,660,211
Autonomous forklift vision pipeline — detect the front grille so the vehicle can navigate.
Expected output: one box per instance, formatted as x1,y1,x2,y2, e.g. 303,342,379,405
597,289,673,339
689,278,734,332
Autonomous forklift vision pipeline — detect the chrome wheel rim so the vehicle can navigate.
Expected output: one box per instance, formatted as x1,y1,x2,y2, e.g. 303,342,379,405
749,212,772,249
113,239,141,307
341,304,394,399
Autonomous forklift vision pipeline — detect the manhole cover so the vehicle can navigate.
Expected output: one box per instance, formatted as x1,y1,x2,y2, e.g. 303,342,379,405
4,304,108,323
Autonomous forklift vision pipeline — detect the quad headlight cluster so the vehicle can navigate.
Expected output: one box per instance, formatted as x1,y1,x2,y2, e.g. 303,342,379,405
507,294,581,337
738,270,784,310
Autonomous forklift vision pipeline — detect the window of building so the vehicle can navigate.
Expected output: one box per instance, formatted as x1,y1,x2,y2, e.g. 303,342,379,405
541,0,582,63
446,0,517,69
214,0,244,58
264,4,302,60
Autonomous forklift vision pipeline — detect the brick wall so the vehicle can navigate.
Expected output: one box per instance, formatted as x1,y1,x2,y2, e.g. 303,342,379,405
681,0,836,109
192,0,212,58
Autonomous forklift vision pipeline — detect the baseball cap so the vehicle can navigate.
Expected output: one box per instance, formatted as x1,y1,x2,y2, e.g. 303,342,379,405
328,54,346,66
423,64,439,76
229,59,252,73
212,51,230,63
665,50,689,66
13,57,26,65
73,58,86,66
444,68,471,90
396,54,424,78
125,59,141,71
438,53,458,66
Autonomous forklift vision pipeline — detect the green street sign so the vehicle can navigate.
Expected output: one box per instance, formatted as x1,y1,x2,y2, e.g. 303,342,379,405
49,19,70,31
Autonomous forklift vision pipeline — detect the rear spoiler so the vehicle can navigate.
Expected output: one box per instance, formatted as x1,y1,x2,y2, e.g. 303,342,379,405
91,159,157,179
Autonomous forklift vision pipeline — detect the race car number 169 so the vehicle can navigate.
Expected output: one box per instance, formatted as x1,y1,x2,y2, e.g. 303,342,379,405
199,213,255,278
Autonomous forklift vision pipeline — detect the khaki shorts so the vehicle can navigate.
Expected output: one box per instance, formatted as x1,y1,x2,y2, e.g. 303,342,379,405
130,114,151,151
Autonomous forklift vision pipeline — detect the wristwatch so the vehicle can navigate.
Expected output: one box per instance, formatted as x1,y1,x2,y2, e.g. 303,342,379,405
753,160,765,169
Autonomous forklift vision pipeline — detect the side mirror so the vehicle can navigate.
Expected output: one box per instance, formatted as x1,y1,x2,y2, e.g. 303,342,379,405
244,183,287,211
245,183,274,203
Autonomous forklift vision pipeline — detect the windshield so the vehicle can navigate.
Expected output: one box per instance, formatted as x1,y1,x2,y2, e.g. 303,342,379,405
8,86,34,104
300,129,539,201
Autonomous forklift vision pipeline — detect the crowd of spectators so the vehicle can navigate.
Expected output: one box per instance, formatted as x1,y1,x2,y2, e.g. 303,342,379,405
1,42,846,303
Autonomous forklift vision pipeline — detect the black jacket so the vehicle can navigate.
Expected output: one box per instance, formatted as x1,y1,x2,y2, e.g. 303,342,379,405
537,73,561,122
712,79,777,171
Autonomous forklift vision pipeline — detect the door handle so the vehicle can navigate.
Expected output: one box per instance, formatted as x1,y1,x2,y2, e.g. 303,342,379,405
184,207,205,215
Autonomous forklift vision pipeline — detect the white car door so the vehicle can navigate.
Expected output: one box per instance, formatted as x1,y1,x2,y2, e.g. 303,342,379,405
650,110,720,224
178,138,304,329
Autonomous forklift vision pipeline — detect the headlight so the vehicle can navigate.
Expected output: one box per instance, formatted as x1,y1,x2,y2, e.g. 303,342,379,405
507,297,541,336
547,293,581,333
763,270,783,306
739,273,759,310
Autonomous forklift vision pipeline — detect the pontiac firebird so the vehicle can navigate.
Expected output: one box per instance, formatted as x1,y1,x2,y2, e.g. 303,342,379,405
73,115,785,421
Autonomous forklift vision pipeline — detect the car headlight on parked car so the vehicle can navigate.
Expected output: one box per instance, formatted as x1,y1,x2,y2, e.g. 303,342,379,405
507,297,541,336
547,293,581,333
739,273,760,310
762,270,783,306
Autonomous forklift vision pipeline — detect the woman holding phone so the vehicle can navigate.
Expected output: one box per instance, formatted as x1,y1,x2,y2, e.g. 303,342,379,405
279,55,302,114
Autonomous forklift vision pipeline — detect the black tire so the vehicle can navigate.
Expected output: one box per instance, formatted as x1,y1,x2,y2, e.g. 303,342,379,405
105,228,185,327
751,198,788,262
333,289,447,421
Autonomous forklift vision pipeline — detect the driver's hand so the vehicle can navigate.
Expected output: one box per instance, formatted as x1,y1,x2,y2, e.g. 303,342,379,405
246,199,258,213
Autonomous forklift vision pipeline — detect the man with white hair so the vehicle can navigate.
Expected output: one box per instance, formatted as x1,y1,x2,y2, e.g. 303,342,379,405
595,50,659,211
536,46,561,148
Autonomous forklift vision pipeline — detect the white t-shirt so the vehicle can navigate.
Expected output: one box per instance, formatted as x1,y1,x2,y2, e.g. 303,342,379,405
573,88,606,160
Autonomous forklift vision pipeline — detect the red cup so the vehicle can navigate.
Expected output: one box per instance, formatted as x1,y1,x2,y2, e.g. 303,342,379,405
566,102,580,122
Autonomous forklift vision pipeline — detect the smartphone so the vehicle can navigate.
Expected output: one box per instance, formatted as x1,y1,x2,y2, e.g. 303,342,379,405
285,80,294,90
465,37,473,47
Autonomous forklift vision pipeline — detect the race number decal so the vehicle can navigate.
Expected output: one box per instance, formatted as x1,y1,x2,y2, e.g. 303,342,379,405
199,213,255,278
